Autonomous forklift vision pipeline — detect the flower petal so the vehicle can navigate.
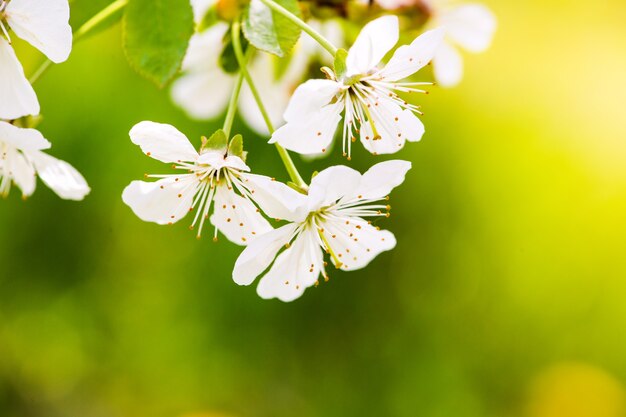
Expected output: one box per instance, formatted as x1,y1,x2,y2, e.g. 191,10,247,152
378,28,445,81
0,121,50,151
346,15,399,76
322,216,396,271
282,79,343,122
308,165,361,209
129,121,199,163
256,229,323,302
441,4,497,53
6,0,72,63
171,26,234,120
343,160,411,202
359,97,424,155
270,99,343,155
196,152,250,172
210,185,273,246
171,72,234,120
29,151,90,200
191,0,216,24
432,41,463,88
239,52,302,135
232,223,299,286
4,147,36,197
122,176,198,224
0,38,40,120
241,173,309,222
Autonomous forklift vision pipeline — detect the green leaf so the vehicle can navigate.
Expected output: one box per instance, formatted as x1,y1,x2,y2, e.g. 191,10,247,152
123,0,194,87
334,48,348,78
228,134,244,158
243,0,302,57
203,130,228,153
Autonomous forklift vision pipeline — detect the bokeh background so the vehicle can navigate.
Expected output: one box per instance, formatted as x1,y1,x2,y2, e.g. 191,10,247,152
2,0,626,416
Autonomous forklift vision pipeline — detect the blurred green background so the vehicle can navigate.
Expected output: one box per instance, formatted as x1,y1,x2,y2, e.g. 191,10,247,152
2,0,626,416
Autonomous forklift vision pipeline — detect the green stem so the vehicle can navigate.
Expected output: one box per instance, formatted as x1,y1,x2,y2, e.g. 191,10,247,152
30,0,129,84
257,0,338,58
231,21,308,190
221,52,249,138
74,0,128,42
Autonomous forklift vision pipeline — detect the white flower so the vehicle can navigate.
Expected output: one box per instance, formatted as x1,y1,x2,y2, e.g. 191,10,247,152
232,160,411,302
270,16,444,158
429,2,497,87
122,121,284,244
0,0,72,119
171,23,235,121
171,20,343,135
0,121,90,200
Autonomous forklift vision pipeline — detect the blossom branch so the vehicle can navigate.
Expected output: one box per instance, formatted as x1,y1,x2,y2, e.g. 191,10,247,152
231,20,308,191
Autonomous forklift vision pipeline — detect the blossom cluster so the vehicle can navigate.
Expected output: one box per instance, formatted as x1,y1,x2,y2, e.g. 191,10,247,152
0,0,89,200
1,0,496,302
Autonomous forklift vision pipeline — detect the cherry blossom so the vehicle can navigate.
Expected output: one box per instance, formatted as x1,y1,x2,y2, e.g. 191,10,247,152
171,20,343,135
0,121,90,200
0,0,72,119
270,15,444,158
122,121,282,244
233,160,411,301
429,1,497,87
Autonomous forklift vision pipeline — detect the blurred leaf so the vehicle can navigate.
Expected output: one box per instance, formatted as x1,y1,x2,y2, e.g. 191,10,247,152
243,0,302,57
219,30,249,74
122,0,194,87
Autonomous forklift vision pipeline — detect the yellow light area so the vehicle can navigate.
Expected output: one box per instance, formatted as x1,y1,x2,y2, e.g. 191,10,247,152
526,363,626,417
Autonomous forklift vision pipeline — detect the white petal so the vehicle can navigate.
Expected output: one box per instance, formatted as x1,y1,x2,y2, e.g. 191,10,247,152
222,155,250,171
346,15,399,76
171,26,234,120
359,96,424,155
0,38,40,120
343,160,411,202
282,79,343,122
0,121,50,151
196,152,250,172
210,185,273,246
256,229,323,302
191,0,216,24
432,41,464,88
182,24,229,71
308,165,361,209
378,28,445,81
239,52,302,134
122,176,198,225
441,4,497,53
270,100,343,155
4,147,36,197
129,121,199,163
322,216,396,271
241,173,309,222
6,0,72,63
29,151,90,200
171,72,234,120
232,223,299,286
